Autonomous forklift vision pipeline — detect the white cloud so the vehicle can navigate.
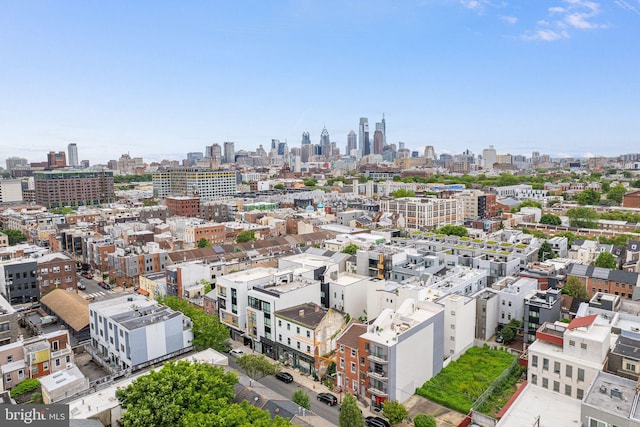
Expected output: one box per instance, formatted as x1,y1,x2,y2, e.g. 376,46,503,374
500,15,518,24
614,0,640,16
565,12,607,29
523,29,569,41
460,0,482,9
549,6,566,13
522,0,609,41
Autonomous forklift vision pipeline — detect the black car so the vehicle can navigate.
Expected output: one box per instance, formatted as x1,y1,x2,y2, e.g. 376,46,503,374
317,392,338,406
365,416,391,427
275,371,294,383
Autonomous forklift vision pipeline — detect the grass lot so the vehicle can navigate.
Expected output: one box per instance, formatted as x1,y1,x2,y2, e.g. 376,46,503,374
415,346,516,414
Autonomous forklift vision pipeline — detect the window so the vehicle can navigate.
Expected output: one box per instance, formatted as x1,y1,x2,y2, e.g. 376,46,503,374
543,358,549,371
554,362,561,374
532,355,538,367
7,355,13,363
351,362,356,373
340,358,345,369
451,310,455,316
578,368,585,382
569,340,575,347
296,327,300,334
297,342,300,350
626,363,636,372
360,357,365,366
581,343,587,350
450,336,455,341
577,388,584,399
450,324,455,330
306,345,310,352
531,374,537,385
287,338,291,345
307,331,311,338
553,381,559,392
17,369,24,379
565,385,572,396
287,323,291,331
55,358,61,367
43,362,49,371
588,419,606,427
351,349,356,357
566,365,573,378
542,378,548,389
5,374,11,383
353,380,358,391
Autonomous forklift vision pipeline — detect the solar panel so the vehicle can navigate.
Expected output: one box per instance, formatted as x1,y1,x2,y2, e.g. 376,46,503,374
572,264,588,276
592,267,610,279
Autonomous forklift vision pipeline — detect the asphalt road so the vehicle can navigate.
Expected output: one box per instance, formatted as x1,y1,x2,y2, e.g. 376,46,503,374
77,273,121,300
228,357,340,425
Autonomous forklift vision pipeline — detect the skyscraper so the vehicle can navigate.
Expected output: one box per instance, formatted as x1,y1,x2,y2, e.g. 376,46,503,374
373,130,384,155
347,131,357,156
301,132,311,145
375,114,386,146
320,126,330,157
482,145,497,170
223,142,235,164
47,151,66,169
359,118,370,157
424,146,436,160
67,143,78,167
187,152,203,166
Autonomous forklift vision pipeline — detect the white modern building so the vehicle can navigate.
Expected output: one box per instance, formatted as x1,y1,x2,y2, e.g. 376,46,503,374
438,293,476,359
493,276,538,325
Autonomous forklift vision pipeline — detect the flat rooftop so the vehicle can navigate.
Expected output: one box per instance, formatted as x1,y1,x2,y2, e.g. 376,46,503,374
584,371,639,420
496,383,580,427
89,294,156,317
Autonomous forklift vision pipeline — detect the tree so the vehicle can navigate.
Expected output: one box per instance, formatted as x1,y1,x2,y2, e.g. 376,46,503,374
302,178,318,187
413,414,436,427
197,238,211,248
566,207,599,228
391,188,416,198
292,389,310,410
273,183,285,190
576,189,601,205
236,354,280,382
116,360,290,427
383,400,408,425
341,243,360,256
539,213,561,226
594,252,617,269
511,200,542,213
554,231,576,246
1,229,27,246
237,230,257,243
434,225,468,237
500,325,515,344
339,393,364,427
538,241,556,262
606,185,627,204
562,276,589,299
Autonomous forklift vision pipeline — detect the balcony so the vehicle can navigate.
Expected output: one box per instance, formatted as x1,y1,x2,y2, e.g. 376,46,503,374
51,346,72,359
367,386,389,397
367,370,388,381
368,354,388,364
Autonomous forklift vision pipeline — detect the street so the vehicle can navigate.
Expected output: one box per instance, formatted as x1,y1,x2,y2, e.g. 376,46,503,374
77,272,121,301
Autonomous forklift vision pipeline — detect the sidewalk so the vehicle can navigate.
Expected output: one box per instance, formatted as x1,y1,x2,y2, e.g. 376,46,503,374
233,342,378,417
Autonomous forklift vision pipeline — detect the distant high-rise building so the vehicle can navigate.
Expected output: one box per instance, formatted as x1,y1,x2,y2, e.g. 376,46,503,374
223,142,235,164
67,143,78,167
34,170,115,208
301,132,311,145
271,139,280,151
5,157,28,173
256,145,267,157
207,144,223,162
373,130,384,155
47,151,66,169
320,126,330,157
152,168,237,200
375,114,386,146
482,145,497,170
187,152,203,166
424,146,436,160
398,141,405,150
277,141,288,156
359,118,370,157
347,131,357,156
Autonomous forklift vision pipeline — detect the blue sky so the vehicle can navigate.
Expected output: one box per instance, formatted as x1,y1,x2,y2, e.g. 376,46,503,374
1,0,639,164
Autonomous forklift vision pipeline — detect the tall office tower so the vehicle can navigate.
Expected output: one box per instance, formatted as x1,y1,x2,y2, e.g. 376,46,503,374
373,130,384,155
301,144,311,163
5,157,28,173
67,143,78,167
398,141,405,150
359,117,370,157
277,141,288,156
187,152,204,166
424,145,436,160
207,143,222,162
375,114,386,146
347,130,357,156
482,145,497,170
223,142,235,164
320,126,330,157
47,151,66,169
271,139,280,151
256,145,267,157
301,131,311,146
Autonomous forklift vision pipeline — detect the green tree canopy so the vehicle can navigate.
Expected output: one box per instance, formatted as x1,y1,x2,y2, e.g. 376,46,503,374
273,183,285,190
512,200,542,212
606,185,627,204
237,230,257,243
434,225,468,237
292,389,310,410
116,360,290,427
576,189,601,205
113,173,153,183
562,276,589,299
197,238,212,248
538,241,556,262
391,188,416,198
339,393,364,427
383,400,408,425
236,354,280,381
413,414,436,427
566,207,599,228
539,213,561,226
554,231,576,246
160,296,229,352
594,252,617,269
341,243,361,256
1,229,27,246
302,178,318,187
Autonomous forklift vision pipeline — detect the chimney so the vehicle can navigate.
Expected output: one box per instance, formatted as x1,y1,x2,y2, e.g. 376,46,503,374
299,309,304,318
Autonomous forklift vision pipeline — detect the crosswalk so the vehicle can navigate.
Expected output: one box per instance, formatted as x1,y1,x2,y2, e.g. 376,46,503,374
84,290,116,299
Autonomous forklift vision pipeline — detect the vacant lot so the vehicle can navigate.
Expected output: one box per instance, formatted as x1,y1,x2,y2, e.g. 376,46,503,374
416,346,516,414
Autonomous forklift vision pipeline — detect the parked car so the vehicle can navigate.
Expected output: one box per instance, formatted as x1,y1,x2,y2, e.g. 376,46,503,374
495,335,504,343
77,283,86,290
83,273,93,279
229,349,244,358
317,392,338,406
365,416,391,427
275,371,294,383
99,281,111,290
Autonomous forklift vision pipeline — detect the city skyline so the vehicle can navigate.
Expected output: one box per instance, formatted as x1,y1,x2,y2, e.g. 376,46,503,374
1,1,639,164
